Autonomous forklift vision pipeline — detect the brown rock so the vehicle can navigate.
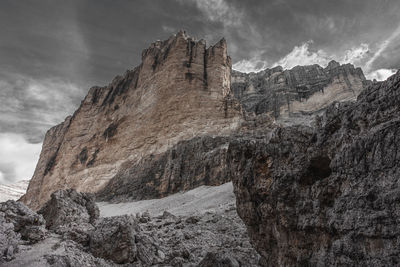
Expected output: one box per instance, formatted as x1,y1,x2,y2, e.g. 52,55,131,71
21,31,241,210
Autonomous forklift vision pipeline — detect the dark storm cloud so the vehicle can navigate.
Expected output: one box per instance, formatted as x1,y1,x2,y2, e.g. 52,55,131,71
0,0,399,183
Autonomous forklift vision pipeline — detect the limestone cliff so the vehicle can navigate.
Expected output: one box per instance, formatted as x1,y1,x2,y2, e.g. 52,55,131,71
232,61,371,122
21,31,241,210
22,31,375,211
228,71,400,266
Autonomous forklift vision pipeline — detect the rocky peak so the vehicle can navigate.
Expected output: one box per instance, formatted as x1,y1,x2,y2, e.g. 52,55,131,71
231,61,370,121
228,70,400,266
325,59,340,70
21,31,241,210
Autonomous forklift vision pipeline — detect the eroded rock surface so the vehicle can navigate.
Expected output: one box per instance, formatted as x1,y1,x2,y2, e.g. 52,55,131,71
3,188,260,266
22,30,241,210
0,200,47,244
0,200,47,263
97,136,231,202
231,61,371,121
89,215,161,265
229,71,400,266
38,189,99,229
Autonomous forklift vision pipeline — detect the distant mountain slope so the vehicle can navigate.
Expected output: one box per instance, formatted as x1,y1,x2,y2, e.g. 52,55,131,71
0,180,29,202
231,61,372,120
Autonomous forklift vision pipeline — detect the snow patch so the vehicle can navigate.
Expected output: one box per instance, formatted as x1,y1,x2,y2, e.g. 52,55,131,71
98,182,235,217
0,180,29,202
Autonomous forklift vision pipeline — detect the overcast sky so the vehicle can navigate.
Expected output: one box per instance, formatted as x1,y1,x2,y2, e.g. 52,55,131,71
0,0,399,183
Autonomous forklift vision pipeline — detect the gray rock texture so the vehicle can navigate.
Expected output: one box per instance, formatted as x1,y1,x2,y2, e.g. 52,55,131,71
37,189,99,247
97,136,231,202
0,213,20,263
228,71,400,266
38,189,99,230
198,252,240,267
89,215,162,265
2,188,260,266
0,200,47,263
231,61,371,120
0,200,47,243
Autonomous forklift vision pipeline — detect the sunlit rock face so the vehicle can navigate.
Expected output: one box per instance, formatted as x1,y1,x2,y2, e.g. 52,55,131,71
21,31,241,210
21,30,375,213
231,60,371,123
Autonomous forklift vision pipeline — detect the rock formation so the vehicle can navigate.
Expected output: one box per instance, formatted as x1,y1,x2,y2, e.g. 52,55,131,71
3,188,259,266
0,200,47,263
21,30,241,210
96,135,231,202
7,29,400,266
39,189,99,230
228,71,400,266
21,30,376,211
231,61,370,122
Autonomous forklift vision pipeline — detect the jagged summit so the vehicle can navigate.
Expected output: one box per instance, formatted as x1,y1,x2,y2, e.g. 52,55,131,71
22,31,373,211
325,59,341,70
231,60,370,120
21,31,241,210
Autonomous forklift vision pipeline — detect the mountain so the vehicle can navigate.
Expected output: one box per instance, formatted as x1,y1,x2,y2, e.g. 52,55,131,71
0,180,29,202
229,70,400,266
21,30,241,210
21,31,370,211
6,30,400,266
2,184,260,266
231,60,371,122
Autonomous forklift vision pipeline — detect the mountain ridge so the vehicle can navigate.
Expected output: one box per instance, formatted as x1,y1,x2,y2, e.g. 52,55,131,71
22,31,371,210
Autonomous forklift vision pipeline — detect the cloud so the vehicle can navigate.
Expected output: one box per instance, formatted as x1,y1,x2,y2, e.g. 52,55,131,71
0,133,41,184
233,57,268,73
180,0,243,27
365,24,400,71
0,75,85,143
342,43,370,65
234,40,397,81
366,68,397,81
272,41,332,69
162,25,177,34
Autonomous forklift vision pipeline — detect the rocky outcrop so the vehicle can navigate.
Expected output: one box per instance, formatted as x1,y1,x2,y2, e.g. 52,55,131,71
38,189,99,246
3,188,259,266
228,71,400,266
0,200,47,263
198,252,240,267
89,215,162,265
0,200,47,243
97,135,231,202
38,189,99,230
231,61,371,121
0,213,20,263
22,30,241,210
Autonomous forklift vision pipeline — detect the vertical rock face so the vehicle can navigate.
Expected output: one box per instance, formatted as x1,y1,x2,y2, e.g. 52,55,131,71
22,31,241,210
96,136,232,202
231,61,371,121
228,71,400,266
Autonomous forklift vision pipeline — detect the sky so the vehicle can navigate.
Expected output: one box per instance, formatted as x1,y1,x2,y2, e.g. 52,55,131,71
0,0,399,184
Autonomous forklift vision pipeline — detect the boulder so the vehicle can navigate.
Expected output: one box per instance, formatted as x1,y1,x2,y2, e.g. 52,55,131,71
0,200,47,243
0,213,20,263
38,189,99,230
198,252,240,267
89,215,163,265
